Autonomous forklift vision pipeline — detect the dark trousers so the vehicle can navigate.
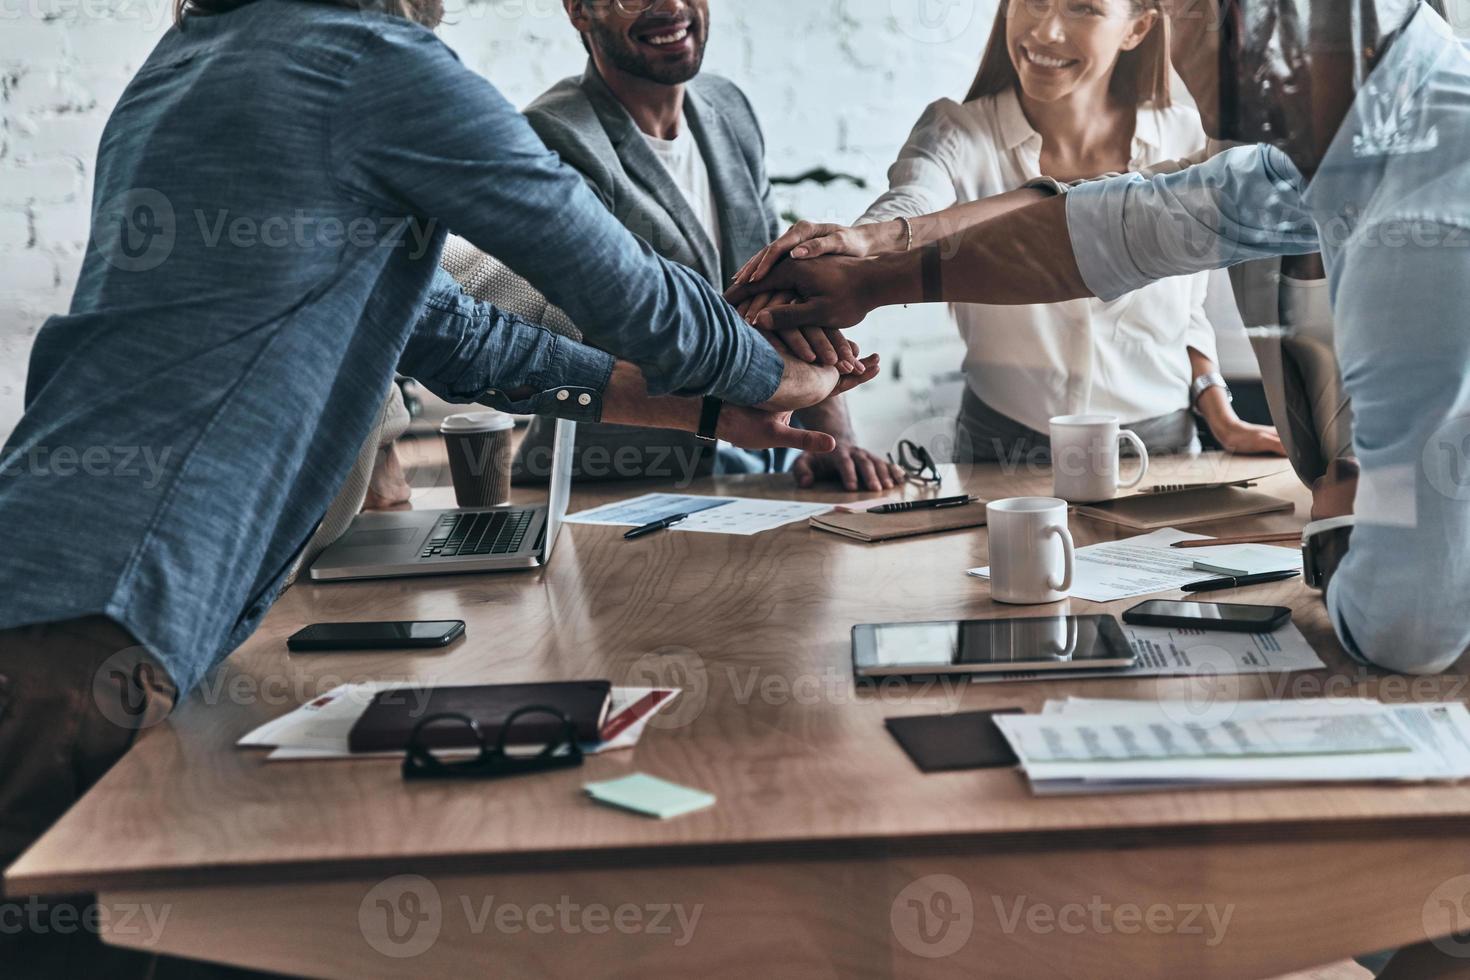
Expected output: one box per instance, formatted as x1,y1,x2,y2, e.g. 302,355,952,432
0,616,177,976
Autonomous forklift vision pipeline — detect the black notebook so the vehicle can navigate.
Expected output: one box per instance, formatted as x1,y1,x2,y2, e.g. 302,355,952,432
348,681,613,753
884,709,1024,773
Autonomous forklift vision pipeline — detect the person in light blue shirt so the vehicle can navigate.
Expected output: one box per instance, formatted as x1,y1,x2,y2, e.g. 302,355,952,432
731,0,1468,678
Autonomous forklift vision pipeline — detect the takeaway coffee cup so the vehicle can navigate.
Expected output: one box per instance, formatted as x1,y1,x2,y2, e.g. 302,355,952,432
440,411,515,509
985,497,1076,605
1049,414,1149,503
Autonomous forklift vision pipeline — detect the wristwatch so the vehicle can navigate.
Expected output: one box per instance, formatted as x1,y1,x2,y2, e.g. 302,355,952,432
1190,372,1232,411
697,397,722,443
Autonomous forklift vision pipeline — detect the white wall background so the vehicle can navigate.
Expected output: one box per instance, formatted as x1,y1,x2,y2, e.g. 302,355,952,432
1,0,999,447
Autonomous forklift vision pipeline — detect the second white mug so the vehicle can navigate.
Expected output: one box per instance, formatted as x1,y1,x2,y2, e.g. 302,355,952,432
986,497,1076,605
1049,414,1149,503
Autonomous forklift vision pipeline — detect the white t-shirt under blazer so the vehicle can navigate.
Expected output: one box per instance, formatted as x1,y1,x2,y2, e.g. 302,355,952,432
858,88,1218,434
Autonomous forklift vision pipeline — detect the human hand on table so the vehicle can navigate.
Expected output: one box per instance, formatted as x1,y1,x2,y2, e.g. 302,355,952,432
791,439,904,492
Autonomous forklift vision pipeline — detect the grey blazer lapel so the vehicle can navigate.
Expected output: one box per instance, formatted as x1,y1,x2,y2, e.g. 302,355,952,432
579,66,722,284
683,87,764,284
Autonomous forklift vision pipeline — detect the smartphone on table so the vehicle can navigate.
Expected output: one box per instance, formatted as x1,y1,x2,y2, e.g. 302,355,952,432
1122,601,1291,633
286,620,465,652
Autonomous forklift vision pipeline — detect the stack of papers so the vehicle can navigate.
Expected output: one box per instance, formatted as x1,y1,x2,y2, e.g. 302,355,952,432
993,697,1470,795
566,492,831,536
967,527,1301,602
239,683,680,761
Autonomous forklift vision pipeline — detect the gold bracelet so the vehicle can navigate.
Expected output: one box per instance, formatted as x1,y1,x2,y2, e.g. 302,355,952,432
897,216,914,252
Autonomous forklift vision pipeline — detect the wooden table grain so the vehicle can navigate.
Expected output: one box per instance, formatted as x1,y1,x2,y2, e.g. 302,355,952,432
9,453,1470,979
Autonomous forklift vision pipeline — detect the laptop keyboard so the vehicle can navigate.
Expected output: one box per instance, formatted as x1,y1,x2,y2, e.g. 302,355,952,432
420,511,533,560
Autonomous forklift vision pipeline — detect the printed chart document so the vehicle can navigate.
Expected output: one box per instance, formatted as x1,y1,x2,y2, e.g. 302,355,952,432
967,621,1324,684
565,492,830,536
995,697,1470,794
967,527,1301,602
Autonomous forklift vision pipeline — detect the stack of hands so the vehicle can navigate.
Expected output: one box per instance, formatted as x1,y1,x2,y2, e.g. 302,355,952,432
725,219,1287,460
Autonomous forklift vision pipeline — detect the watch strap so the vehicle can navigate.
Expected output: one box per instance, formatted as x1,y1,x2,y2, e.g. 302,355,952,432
697,397,722,443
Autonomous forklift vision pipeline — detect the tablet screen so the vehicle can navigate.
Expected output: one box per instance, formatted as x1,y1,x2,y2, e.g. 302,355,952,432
854,616,1133,676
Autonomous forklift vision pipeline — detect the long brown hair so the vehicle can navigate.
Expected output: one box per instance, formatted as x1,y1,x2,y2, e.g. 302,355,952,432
966,0,1171,107
174,0,444,29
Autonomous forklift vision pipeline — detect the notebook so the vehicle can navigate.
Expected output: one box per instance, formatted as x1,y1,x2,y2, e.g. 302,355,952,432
809,501,989,542
1073,485,1294,531
347,681,612,753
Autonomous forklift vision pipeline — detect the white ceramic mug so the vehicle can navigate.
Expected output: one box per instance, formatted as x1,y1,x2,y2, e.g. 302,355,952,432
1049,414,1149,502
985,497,1076,604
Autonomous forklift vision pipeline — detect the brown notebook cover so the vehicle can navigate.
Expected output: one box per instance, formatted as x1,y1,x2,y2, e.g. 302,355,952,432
348,681,612,753
1073,486,1294,531
809,501,989,542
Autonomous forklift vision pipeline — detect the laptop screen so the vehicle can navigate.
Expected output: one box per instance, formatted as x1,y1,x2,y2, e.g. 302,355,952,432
542,418,576,560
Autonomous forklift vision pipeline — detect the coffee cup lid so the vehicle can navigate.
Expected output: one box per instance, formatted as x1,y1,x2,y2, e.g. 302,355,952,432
440,410,515,435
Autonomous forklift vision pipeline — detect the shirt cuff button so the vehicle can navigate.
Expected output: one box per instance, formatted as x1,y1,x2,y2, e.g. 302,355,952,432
577,393,592,406
556,390,570,401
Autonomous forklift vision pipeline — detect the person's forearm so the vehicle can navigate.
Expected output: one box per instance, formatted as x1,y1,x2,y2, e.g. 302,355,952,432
793,393,855,443
599,360,700,432
866,187,1053,255
862,194,1091,309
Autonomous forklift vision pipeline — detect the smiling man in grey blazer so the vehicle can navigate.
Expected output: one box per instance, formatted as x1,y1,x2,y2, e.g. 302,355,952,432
514,0,897,491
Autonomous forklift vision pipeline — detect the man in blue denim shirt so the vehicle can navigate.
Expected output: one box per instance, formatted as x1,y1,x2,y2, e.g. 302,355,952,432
0,0,874,875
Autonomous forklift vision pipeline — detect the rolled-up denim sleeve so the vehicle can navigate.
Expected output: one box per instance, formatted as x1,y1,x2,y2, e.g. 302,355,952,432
1066,144,1320,302
331,25,782,406
398,267,615,421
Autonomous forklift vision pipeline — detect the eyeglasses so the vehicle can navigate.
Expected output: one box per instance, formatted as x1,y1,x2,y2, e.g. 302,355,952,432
584,0,658,15
888,439,943,486
402,706,584,781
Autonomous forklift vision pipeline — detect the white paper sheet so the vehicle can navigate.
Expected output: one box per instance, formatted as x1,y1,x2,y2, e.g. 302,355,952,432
565,492,830,536
967,621,1324,684
967,527,1300,602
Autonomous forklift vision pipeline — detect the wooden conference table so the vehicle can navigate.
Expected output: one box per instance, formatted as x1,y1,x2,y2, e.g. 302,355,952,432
10,452,1470,979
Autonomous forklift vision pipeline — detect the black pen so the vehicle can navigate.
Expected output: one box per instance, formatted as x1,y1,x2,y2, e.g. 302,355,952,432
1182,570,1299,593
868,494,974,514
624,514,690,540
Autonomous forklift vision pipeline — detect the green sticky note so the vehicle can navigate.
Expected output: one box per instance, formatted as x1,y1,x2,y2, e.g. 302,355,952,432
584,773,716,819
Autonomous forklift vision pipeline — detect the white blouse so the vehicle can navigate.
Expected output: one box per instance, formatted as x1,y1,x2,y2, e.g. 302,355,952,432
858,88,1218,433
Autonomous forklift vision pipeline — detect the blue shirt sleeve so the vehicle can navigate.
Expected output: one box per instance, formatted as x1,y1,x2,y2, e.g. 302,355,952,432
1322,216,1470,674
399,267,615,419
329,24,783,406
1066,145,1320,301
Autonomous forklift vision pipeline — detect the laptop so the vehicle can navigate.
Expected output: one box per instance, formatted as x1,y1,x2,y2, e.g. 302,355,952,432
308,419,574,582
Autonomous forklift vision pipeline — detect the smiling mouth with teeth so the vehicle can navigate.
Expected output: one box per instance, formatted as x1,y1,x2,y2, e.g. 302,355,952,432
642,25,691,46
1023,46,1078,70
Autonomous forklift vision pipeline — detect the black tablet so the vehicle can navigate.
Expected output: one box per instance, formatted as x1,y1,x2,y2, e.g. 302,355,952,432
852,615,1134,679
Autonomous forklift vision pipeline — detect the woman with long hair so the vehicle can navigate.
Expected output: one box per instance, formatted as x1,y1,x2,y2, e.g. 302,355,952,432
744,0,1283,462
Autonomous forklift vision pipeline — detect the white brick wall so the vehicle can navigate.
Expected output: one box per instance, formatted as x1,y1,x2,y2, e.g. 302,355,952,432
0,0,997,441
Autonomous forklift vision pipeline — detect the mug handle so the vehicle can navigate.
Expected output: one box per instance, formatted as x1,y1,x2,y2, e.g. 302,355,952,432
1044,524,1075,594
1117,430,1149,489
